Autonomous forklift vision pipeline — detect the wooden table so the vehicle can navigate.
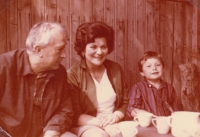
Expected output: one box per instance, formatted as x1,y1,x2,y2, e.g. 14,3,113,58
137,125,173,137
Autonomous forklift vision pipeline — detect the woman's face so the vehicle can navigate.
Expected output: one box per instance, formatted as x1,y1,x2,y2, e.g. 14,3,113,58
83,37,108,68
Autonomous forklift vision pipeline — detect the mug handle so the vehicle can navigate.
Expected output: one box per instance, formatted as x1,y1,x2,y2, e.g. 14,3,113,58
152,118,157,128
134,116,139,122
167,116,172,127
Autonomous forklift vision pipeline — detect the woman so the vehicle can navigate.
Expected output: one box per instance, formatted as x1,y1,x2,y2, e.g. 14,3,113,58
68,21,128,137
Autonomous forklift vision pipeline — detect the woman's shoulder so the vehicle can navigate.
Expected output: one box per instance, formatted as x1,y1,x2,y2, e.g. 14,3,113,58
67,60,86,70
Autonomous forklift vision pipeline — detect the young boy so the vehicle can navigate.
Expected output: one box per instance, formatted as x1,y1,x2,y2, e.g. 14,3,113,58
126,51,181,119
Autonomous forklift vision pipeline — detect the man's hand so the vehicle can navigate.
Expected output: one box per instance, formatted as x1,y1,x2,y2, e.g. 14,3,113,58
43,130,61,137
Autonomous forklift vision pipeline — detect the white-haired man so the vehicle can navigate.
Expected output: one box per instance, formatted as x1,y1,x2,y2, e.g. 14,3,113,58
0,22,76,137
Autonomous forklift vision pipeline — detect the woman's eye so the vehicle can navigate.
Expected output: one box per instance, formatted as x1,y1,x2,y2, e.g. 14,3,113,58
156,64,161,66
90,46,97,49
101,46,107,50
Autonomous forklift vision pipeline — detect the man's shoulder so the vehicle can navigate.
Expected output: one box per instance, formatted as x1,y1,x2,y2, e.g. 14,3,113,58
0,49,26,57
0,49,26,67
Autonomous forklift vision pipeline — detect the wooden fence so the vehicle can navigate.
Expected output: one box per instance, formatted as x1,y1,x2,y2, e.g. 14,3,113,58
0,0,200,104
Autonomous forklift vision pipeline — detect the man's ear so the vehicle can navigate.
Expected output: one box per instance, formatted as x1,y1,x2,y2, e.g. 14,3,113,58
140,71,145,76
35,46,43,57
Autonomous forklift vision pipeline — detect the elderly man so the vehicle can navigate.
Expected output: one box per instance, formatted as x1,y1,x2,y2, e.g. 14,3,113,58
0,22,76,137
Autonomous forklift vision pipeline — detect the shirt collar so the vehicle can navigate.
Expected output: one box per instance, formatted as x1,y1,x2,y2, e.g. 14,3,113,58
17,50,35,76
18,50,56,78
144,79,167,89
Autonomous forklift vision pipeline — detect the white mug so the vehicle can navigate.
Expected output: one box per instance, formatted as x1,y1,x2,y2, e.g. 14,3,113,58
152,116,170,134
134,112,154,127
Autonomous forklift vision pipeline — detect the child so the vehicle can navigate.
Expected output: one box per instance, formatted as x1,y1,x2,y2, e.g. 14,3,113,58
126,51,181,119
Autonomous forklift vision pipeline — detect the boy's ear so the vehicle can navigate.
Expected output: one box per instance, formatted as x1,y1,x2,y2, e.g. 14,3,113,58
140,72,145,76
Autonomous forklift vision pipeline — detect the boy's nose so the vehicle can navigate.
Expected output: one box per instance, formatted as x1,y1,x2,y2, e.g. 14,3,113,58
152,65,157,70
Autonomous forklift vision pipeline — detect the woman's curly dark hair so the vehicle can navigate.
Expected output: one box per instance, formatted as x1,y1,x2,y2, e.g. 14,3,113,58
74,21,115,58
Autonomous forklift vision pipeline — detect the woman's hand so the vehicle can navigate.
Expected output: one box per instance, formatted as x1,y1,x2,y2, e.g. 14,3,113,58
103,124,121,137
98,114,120,127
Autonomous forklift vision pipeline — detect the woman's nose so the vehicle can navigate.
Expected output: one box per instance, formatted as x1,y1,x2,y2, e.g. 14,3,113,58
96,48,103,54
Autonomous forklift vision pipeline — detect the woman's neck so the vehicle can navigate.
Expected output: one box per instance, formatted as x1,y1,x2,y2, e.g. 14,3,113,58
87,64,106,83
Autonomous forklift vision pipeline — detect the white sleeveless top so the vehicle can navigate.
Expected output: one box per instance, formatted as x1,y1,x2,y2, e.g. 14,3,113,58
92,69,116,117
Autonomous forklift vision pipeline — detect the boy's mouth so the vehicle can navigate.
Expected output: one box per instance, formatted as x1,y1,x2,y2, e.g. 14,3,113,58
152,72,159,75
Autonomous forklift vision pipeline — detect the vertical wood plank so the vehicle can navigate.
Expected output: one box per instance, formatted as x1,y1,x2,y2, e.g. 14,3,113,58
115,0,126,70
93,0,104,21
31,0,45,24
146,0,160,52
69,0,84,66
57,0,70,69
127,0,139,86
104,0,116,61
45,0,57,22
136,0,146,57
172,2,186,100
81,0,93,22
6,0,18,51
17,0,31,49
0,9,7,53
159,1,174,84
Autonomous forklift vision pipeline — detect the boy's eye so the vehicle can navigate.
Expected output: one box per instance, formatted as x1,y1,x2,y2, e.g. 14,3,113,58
156,64,161,66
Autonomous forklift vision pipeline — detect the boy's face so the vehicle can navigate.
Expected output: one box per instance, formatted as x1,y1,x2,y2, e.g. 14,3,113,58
140,58,163,81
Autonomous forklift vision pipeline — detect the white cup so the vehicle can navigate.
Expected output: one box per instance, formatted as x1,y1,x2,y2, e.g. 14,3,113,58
118,121,138,137
134,112,154,127
152,116,170,134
